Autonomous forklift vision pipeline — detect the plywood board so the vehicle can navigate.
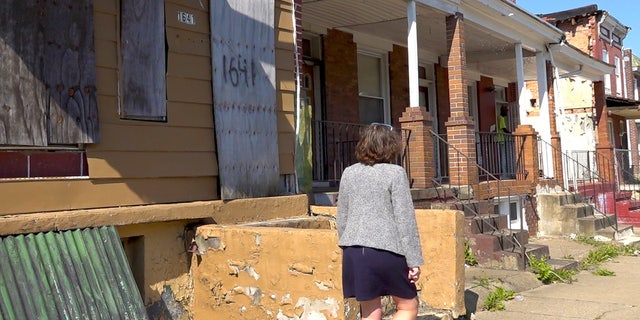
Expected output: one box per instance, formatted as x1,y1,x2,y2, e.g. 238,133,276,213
211,0,280,199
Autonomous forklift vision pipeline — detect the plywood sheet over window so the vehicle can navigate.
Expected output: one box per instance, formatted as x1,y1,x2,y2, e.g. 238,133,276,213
120,0,166,121
0,0,99,146
211,0,280,199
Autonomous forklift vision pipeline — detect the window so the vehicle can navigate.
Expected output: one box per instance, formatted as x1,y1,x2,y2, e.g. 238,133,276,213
612,34,621,46
600,26,610,39
615,56,622,96
635,78,639,101
603,49,611,94
357,52,388,124
608,120,615,145
0,0,98,178
418,64,436,114
119,0,167,121
121,236,145,300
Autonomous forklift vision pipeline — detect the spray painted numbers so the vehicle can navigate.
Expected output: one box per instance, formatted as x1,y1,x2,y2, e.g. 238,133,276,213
222,54,256,88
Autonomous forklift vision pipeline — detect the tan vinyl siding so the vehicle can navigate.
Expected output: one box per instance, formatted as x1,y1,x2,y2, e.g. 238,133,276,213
0,0,297,214
276,0,296,174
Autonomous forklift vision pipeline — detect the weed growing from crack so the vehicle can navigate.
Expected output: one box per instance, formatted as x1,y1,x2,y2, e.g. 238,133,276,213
465,241,478,266
593,267,616,276
483,286,514,311
529,255,575,284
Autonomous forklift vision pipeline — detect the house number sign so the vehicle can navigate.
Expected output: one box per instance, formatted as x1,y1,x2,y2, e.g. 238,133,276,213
177,11,195,25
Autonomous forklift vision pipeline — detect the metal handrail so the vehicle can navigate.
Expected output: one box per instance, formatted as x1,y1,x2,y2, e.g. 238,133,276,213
430,130,526,266
537,139,618,231
312,120,411,185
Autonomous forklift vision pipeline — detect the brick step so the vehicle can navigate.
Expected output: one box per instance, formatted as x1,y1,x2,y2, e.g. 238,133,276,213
561,202,594,218
546,258,580,272
431,200,495,217
617,209,640,227
464,214,507,234
467,229,529,265
481,244,549,271
577,214,616,235
595,224,635,240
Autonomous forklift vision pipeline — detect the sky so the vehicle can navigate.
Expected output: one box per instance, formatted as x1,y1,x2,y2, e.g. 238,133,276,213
515,0,640,56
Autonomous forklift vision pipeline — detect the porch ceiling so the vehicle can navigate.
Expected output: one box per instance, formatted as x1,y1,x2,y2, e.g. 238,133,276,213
607,97,640,119
301,0,540,82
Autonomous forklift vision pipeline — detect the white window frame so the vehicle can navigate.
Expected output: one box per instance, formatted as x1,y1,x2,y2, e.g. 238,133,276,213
615,56,622,96
603,49,611,94
357,49,390,124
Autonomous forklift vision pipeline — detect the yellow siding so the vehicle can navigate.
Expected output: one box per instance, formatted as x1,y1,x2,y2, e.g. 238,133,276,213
1,0,297,214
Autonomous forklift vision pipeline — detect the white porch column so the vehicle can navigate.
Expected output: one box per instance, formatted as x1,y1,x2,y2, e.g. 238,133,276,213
407,0,419,107
536,51,550,142
515,43,526,124
536,50,554,179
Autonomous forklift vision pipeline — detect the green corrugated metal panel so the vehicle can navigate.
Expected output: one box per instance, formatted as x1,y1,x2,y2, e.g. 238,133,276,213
0,226,148,320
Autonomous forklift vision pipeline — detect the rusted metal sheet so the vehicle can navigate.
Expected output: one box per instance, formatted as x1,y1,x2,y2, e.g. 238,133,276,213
120,0,166,120
211,0,281,199
0,0,100,146
0,226,148,320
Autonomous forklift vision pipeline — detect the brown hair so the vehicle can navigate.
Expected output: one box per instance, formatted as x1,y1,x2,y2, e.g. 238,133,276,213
355,123,402,165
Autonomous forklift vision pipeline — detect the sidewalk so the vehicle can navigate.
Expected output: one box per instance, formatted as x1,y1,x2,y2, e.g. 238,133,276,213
469,237,640,320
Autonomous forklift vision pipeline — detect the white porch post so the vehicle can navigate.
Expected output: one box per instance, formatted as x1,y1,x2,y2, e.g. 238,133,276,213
515,43,526,124
407,0,419,107
536,50,554,178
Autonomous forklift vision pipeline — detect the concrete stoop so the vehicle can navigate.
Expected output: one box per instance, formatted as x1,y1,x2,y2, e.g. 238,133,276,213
537,192,616,238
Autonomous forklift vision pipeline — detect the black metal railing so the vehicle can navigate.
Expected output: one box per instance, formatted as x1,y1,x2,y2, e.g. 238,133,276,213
430,130,526,267
614,149,640,190
312,120,411,185
476,132,523,180
537,140,618,230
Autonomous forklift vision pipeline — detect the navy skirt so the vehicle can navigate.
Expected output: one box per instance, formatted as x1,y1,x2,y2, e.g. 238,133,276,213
342,246,417,301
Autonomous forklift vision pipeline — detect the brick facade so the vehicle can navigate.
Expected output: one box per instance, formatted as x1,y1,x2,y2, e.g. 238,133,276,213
444,13,478,185
322,29,359,123
399,107,435,188
546,61,564,184
389,45,410,127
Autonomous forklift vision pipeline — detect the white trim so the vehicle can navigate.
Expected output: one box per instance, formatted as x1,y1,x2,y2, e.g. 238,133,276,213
357,50,391,123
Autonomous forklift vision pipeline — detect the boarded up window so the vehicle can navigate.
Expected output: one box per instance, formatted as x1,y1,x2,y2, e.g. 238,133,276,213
211,0,280,199
120,0,167,121
0,0,99,146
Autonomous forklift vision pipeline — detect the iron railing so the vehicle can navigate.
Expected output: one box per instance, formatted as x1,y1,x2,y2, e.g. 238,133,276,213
475,132,524,180
537,140,618,230
312,120,411,185
430,130,527,267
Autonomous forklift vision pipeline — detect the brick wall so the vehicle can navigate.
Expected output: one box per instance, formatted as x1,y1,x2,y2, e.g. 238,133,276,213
389,45,410,127
323,29,359,123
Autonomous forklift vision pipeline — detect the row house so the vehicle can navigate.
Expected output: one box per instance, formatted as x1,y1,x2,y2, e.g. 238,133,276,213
540,5,640,226
303,0,611,230
0,0,619,318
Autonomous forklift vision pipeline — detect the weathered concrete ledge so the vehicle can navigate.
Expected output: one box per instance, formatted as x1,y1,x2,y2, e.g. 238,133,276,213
192,208,466,319
0,194,309,235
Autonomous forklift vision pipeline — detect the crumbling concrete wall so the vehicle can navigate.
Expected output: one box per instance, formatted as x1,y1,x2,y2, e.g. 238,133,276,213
191,209,465,319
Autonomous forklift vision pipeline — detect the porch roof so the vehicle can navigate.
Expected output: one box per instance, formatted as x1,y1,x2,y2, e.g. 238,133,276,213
302,0,610,83
607,96,640,119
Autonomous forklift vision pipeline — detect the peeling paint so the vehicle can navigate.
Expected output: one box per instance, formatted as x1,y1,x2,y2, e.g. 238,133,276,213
228,260,261,280
313,280,332,291
289,262,314,275
195,235,225,254
295,297,339,319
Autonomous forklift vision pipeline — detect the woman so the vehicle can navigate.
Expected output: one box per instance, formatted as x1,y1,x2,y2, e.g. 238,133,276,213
337,123,424,320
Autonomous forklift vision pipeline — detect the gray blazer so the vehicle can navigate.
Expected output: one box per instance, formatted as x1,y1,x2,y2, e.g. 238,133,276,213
337,163,424,267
